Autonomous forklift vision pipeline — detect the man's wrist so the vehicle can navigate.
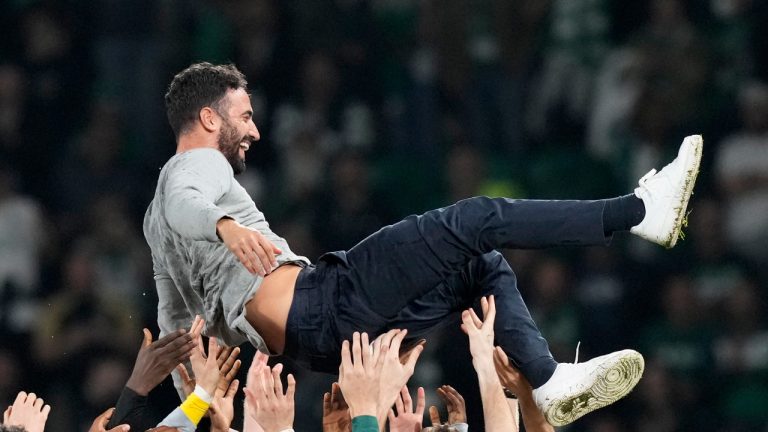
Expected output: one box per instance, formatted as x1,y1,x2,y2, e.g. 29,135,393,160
125,379,151,396
216,216,235,240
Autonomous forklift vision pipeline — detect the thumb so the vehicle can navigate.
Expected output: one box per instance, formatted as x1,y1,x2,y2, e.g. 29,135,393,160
142,328,153,347
107,425,130,432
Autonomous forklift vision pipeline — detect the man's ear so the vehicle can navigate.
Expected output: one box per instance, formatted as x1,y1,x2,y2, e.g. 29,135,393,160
199,106,220,133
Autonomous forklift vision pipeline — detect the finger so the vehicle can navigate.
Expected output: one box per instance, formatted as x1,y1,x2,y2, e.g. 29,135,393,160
13,391,27,406
403,343,423,371
351,332,363,370
33,396,44,410
446,385,465,406
394,390,404,414
467,308,483,329
107,425,130,432
401,385,413,413
378,328,399,349
340,339,353,372
361,332,371,368
247,238,272,274
234,248,259,275
25,393,37,405
387,408,396,423
387,329,408,356
323,392,331,415
226,379,240,399
487,295,496,319
99,407,115,425
220,346,241,375
415,387,426,416
480,296,489,319
256,235,279,268
216,346,234,367
243,388,258,411
285,374,296,400
207,336,221,360
429,405,441,426
142,328,153,348
436,387,448,404
176,364,193,385
272,364,284,396
460,310,476,331
41,404,51,419
244,245,267,276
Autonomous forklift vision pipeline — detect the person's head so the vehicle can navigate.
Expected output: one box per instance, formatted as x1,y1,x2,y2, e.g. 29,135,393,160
165,62,259,174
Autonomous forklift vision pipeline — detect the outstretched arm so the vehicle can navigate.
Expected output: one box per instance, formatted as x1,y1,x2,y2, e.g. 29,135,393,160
494,347,554,432
461,296,519,432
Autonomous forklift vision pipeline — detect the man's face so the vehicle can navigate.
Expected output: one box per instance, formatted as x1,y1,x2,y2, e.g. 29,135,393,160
216,87,260,174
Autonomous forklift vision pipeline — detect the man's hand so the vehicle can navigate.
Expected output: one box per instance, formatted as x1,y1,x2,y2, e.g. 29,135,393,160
378,329,423,417
126,328,196,396
176,344,241,399
322,382,351,432
244,351,269,432
460,296,496,368
243,363,296,432
187,318,222,396
387,385,425,432
429,385,467,426
4,391,51,432
217,218,282,276
209,378,240,432
493,347,532,399
338,332,384,419
88,407,130,432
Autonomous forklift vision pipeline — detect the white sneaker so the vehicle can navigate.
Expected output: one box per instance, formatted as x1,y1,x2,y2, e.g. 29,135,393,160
630,134,703,248
532,349,645,426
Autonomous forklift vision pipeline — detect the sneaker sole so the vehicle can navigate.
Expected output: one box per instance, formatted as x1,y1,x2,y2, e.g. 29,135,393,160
664,135,703,248
543,350,645,427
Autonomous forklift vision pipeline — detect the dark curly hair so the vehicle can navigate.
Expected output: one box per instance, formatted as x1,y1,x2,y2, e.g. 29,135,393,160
164,62,248,138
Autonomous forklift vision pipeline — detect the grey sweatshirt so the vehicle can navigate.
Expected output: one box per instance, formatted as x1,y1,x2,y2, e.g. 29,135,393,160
143,148,310,351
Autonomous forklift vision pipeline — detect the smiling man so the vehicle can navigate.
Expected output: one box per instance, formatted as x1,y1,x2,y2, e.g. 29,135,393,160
144,62,703,426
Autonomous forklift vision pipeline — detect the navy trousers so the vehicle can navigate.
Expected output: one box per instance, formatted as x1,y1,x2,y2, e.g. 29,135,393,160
283,196,609,387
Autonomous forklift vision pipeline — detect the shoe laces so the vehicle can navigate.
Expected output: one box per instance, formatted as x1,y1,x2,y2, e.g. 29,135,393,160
574,341,581,364
637,169,657,188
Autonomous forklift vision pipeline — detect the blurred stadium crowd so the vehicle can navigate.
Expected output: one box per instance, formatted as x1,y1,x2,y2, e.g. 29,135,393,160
1,0,768,430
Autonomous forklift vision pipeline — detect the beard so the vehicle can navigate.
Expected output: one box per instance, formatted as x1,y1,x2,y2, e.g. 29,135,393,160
218,118,247,174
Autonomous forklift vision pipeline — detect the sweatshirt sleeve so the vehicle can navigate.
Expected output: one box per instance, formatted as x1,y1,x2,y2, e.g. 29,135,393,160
163,149,233,242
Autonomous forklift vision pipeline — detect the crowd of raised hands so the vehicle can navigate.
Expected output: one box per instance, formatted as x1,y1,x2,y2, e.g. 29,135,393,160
1,296,554,432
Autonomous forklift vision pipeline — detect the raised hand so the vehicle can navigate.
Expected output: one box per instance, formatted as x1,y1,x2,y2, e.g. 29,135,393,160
88,407,130,432
217,218,282,276
322,382,351,432
387,385,425,432
492,347,531,398
460,296,496,366
244,351,270,432
186,318,222,396
431,385,467,425
175,343,241,399
126,328,196,396
338,332,384,419
378,329,423,415
210,378,240,432
4,391,51,432
243,363,296,432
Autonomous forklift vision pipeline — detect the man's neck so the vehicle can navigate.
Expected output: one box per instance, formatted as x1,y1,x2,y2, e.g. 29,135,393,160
176,130,218,154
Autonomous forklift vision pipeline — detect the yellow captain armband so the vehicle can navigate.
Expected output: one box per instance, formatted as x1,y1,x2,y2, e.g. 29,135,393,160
180,385,213,425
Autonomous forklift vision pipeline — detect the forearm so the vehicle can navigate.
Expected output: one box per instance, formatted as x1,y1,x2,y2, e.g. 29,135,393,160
107,386,156,432
517,394,554,432
475,365,518,432
159,386,213,431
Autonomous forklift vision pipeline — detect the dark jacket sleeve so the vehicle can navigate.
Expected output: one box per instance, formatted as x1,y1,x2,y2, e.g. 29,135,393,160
106,386,156,432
